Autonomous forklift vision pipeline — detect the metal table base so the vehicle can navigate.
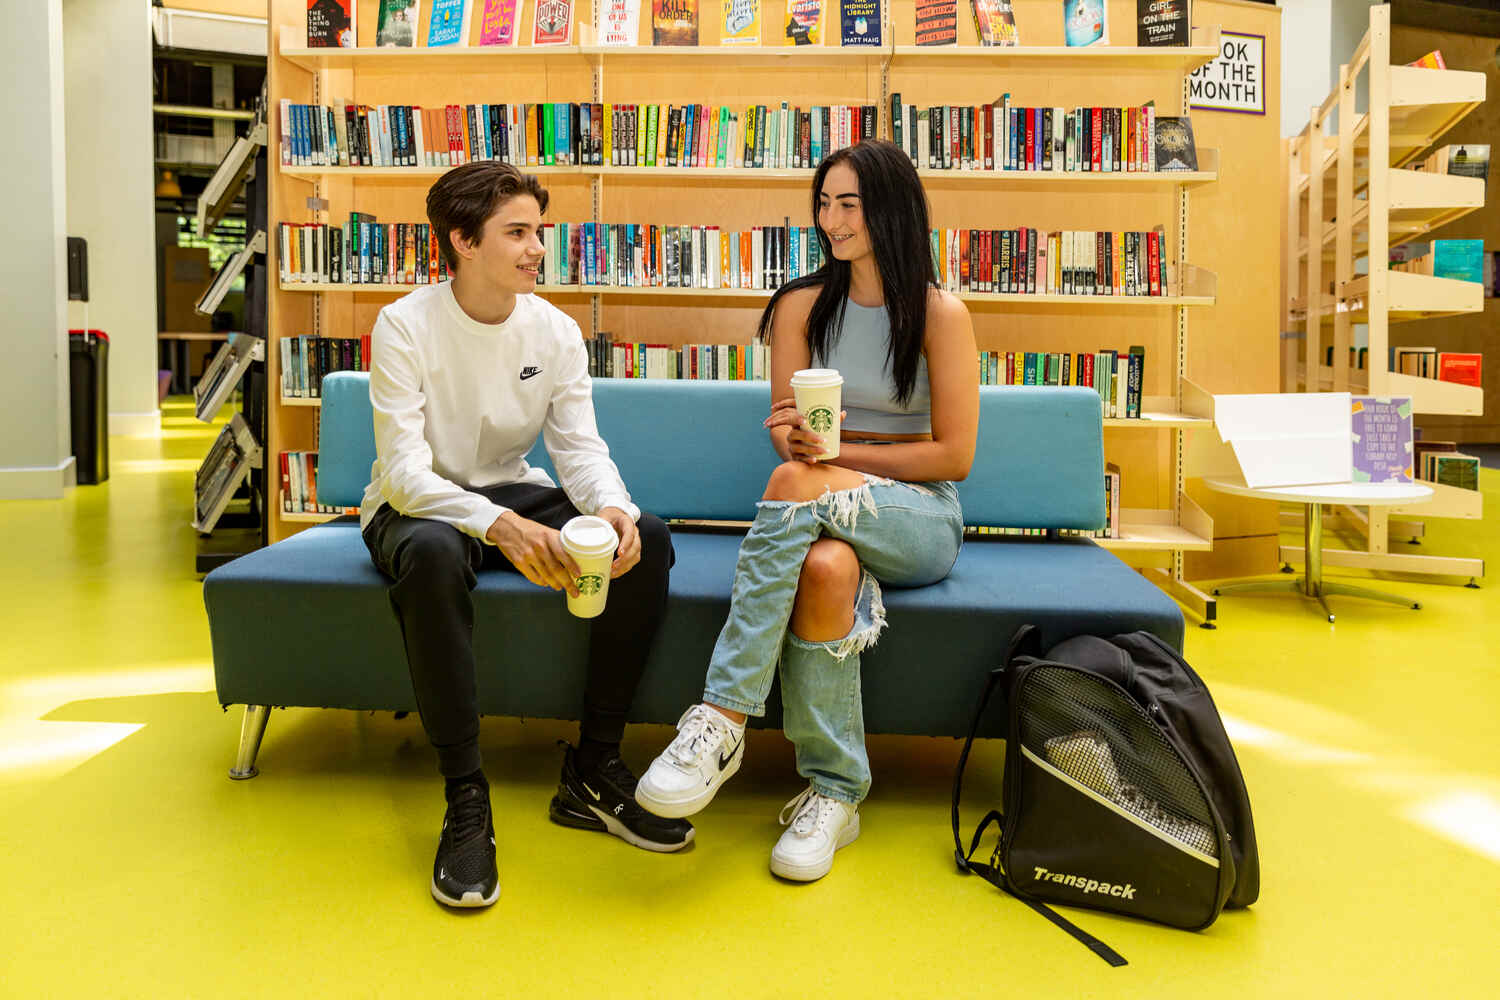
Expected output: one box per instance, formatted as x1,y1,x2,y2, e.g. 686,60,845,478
1213,502,1422,623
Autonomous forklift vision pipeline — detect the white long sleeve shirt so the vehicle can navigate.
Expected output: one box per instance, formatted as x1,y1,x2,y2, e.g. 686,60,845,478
359,282,639,538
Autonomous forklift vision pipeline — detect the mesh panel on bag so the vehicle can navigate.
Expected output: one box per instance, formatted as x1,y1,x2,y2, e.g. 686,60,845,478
1019,665,1219,860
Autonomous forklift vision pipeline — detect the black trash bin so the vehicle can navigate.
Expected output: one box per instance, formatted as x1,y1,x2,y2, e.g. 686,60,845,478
68,329,109,485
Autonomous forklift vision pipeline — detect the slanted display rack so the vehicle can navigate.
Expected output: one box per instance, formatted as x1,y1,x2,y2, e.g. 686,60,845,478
1283,3,1485,584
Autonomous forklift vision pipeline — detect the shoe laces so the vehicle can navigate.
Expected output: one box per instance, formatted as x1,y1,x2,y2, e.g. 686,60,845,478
667,705,727,768
779,787,840,837
445,784,490,845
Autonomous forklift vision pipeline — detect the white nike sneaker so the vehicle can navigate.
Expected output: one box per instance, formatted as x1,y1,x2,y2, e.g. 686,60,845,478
634,704,746,818
769,786,860,883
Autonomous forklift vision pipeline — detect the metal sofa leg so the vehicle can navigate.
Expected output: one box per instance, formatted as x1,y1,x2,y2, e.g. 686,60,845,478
229,705,271,780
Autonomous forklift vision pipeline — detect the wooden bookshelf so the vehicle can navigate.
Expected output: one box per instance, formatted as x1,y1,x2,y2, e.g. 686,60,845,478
287,158,1221,186
262,0,1294,621
279,278,1216,306
1282,2,1485,584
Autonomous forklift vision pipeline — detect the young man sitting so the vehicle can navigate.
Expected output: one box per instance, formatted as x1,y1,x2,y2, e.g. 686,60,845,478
361,162,691,909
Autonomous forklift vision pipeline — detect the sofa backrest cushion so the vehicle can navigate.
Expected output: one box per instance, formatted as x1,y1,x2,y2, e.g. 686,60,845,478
318,372,1104,529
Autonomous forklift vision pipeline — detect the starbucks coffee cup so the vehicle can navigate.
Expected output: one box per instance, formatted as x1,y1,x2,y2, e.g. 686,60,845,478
559,516,619,619
790,368,843,460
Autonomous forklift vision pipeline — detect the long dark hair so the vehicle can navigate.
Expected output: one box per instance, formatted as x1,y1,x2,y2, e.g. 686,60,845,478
755,139,937,407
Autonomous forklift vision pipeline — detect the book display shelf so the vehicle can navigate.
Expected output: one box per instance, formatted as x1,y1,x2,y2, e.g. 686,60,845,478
1283,3,1485,583
265,0,1255,622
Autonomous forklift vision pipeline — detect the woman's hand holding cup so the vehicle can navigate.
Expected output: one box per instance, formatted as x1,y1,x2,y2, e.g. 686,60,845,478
766,397,846,464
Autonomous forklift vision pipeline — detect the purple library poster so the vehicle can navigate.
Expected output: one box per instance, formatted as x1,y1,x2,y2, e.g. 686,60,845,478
1350,396,1413,483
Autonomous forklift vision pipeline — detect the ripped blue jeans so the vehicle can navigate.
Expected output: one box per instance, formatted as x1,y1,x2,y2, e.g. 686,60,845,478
703,474,964,806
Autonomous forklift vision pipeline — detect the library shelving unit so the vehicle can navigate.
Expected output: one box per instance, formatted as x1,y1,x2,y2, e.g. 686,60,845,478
1283,3,1484,583
264,1,1232,622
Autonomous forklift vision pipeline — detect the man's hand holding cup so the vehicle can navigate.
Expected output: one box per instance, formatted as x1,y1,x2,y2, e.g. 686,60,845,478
486,511,581,597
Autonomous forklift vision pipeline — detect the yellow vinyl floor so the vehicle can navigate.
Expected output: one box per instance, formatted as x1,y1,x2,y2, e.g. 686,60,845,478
1,399,1497,998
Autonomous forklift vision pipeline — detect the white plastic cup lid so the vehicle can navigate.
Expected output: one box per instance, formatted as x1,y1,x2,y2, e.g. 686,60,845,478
790,368,842,388
561,516,618,556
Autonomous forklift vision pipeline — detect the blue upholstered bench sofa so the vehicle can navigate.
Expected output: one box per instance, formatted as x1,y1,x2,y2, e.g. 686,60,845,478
205,373,1184,778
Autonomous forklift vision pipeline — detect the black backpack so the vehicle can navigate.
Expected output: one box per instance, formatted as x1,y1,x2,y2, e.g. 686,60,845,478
952,625,1260,966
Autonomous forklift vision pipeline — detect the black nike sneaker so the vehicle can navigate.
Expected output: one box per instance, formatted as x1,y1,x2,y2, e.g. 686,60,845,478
431,781,500,908
549,742,695,853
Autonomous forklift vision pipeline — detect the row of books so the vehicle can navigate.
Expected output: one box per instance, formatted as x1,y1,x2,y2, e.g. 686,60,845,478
584,336,772,381
536,222,819,289
278,99,877,171
312,1,1189,53
934,227,1167,297
1391,348,1482,387
278,219,450,286
580,338,1145,420
890,96,1196,173
280,335,373,399
279,218,817,290
595,102,876,170
278,217,1171,298
280,450,357,516
979,348,1145,419
1414,442,1481,492
1389,239,1484,284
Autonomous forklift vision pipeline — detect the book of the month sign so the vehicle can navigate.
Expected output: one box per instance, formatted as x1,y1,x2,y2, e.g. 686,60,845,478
1189,31,1265,115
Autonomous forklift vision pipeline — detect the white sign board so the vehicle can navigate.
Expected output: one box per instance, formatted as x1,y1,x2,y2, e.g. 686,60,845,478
1214,392,1353,488
1189,31,1266,116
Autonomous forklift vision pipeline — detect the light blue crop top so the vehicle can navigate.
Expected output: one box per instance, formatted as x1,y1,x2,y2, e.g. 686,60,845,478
817,299,932,435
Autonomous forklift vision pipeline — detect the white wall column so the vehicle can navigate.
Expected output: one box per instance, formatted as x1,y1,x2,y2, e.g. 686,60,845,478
64,0,159,437
0,0,73,499
1283,0,1335,137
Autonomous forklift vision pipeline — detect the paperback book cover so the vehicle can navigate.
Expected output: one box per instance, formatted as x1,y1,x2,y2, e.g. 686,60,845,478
1063,0,1106,47
376,0,421,46
1137,0,1187,46
1445,144,1490,181
914,0,957,46
722,0,760,44
427,0,470,45
601,0,642,44
653,0,699,45
1437,352,1482,388
784,0,823,45
1154,116,1197,170
478,0,518,44
307,0,355,47
1429,239,1484,282
533,0,574,44
971,0,1017,46
1431,453,1480,491
1408,49,1446,69
841,0,882,46
1350,396,1414,484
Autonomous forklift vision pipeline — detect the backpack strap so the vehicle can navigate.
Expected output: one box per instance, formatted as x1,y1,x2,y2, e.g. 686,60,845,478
952,666,1007,873
1004,623,1044,665
951,635,1130,969
963,857,1129,968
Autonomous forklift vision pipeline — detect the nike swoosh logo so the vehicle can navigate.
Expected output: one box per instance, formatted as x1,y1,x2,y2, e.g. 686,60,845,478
519,366,543,380
717,738,740,772
582,781,602,801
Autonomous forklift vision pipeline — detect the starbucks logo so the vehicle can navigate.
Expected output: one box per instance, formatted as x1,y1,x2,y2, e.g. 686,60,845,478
806,406,835,433
577,574,604,596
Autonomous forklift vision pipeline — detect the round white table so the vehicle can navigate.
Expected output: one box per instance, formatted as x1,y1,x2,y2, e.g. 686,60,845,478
1202,478,1434,623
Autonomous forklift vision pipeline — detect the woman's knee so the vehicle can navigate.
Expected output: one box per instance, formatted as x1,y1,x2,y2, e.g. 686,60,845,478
762,460,865,503
794,539,861,616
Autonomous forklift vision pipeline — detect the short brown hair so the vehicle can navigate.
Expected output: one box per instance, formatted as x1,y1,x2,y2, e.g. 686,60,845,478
425,162,549,273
